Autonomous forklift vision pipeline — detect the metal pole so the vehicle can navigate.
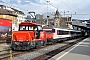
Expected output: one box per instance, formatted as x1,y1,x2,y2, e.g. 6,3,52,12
71,12,72,21
46,0,50,25
64,10,65,17
10,50,12,60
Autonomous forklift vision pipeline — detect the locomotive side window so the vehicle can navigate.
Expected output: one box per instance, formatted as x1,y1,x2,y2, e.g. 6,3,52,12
45,30,53,33
43,29,55,33
37,26,42,31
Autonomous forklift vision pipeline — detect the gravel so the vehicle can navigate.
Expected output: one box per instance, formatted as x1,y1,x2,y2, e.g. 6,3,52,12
9,40,76,60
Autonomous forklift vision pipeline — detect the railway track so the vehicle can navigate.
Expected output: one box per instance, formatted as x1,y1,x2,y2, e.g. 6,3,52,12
0,36,87,60
0,42,58,60
31,37,86,60
0,51,28,60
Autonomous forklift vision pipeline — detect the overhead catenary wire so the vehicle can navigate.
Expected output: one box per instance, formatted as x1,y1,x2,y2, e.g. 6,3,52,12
1,0,90,17
0,0,70,15
44,0,64,17
61,0,75,12
61,0,90,16
1,0,51,15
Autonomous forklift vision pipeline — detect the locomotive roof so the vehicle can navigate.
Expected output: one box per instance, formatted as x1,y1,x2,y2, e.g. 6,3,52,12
19,22,42,26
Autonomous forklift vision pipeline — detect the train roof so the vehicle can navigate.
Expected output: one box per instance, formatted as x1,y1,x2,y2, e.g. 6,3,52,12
43,26,68,29
67,29,81,32
43,26,69,30
43,26,81,32
19,22,42,26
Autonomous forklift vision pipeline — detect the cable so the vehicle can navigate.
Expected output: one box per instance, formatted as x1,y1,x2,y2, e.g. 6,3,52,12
61,0,75,12
45,0,57,10
45,0,64,16
48,3,57,9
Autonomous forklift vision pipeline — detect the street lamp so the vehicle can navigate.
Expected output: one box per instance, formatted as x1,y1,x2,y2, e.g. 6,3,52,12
46,0,50,25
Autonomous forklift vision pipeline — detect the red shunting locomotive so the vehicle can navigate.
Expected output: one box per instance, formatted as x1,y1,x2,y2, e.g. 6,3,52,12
12,22,47,50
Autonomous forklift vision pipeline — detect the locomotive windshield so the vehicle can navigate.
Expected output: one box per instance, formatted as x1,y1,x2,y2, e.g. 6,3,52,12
19,26,33,30
19,25,42,31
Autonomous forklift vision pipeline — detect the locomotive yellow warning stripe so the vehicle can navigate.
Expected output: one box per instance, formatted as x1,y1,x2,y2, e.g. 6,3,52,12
46,33,47,43
11,32,14,44
34,31,36,44
27,32,32,41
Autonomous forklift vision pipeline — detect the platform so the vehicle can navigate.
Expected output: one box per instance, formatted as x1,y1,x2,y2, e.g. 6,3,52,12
49,37,90,60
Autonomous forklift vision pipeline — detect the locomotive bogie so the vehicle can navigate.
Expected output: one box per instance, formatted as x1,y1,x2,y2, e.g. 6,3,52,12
12,41,30,50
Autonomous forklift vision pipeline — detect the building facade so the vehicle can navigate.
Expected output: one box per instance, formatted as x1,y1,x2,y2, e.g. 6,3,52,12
53,10,68,28
0,5,17,24
0,5,25,31
61,17,72,28
54,10,61,27
11,8,25,25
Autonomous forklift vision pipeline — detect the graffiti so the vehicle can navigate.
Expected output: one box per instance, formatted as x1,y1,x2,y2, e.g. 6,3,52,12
0,26,12,39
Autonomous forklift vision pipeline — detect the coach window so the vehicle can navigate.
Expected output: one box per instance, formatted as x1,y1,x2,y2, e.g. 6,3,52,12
70,31,74,34
58,30,63,35
63,31,68,35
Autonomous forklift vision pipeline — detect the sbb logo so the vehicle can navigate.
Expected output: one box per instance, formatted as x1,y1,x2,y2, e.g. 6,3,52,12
40,32,44,38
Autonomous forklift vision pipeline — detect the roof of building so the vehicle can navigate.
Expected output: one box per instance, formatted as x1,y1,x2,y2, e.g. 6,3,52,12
11,8,25,15
0,9,17,17
55,10,60,15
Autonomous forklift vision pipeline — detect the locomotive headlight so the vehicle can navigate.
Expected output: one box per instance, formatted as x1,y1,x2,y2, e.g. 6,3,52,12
13,40,16,42
26,40,28,41
26,40,29,44
15,42,17,44
15,42,19,45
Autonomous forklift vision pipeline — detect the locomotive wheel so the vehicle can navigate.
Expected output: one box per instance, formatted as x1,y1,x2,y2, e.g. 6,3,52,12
42,40,46,46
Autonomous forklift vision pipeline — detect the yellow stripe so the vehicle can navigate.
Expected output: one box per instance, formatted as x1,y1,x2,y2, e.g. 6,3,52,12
11,32,14,44
27,32,32,41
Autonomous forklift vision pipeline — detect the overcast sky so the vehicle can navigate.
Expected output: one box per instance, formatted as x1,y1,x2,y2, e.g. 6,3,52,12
0,0,90,19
